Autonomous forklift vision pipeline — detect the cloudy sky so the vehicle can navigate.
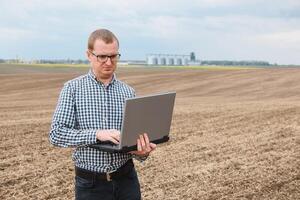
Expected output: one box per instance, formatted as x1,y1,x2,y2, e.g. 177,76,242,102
0,0,299,64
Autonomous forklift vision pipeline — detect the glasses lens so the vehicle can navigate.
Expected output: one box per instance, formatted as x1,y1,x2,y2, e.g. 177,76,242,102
97,55,108,62
110,54,120,61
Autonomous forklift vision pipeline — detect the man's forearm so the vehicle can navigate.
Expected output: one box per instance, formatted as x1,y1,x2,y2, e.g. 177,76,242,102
49,122,97,148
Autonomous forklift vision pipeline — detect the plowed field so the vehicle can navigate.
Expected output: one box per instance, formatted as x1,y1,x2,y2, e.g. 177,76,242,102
0,64,299,199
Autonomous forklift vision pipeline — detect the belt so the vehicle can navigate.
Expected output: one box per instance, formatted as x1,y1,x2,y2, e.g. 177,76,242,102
75,159,134,182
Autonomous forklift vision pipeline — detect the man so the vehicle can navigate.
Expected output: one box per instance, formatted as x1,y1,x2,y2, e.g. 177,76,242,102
49,28,156,200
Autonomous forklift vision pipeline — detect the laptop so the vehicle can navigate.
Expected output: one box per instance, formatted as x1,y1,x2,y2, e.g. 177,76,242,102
89,92,176,153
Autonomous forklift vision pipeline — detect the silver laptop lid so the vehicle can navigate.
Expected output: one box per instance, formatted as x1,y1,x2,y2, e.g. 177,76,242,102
119,92,176,148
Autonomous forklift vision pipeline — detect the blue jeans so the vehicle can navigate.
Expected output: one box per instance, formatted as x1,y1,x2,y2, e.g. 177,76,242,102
75,167,141,200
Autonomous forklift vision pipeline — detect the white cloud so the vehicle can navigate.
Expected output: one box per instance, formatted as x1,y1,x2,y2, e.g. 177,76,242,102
0,27,36,41
253,30,300,49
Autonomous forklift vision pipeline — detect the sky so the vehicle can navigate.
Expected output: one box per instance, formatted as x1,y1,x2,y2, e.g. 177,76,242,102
0,0,299,65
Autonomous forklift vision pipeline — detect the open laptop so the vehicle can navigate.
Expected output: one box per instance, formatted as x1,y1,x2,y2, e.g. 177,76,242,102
89,92,176,153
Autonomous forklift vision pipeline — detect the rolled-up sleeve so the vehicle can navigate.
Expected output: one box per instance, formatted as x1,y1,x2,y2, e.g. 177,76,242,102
49,83,97,147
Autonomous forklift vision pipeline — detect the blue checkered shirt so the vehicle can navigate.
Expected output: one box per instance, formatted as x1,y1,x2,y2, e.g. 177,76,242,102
49,69,138,173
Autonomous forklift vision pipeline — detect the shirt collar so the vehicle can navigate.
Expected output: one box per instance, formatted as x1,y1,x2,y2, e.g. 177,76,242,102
88,69,117,86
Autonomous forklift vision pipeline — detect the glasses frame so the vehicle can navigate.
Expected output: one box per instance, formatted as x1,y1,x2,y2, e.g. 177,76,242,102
90,51,121,63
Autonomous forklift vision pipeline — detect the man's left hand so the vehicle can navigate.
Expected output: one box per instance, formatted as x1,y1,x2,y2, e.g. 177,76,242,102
130,133,156,156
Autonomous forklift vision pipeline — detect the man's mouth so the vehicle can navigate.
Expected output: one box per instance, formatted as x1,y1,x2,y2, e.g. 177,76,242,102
103,67,112,71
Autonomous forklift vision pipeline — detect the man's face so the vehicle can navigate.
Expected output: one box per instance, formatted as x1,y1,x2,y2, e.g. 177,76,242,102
87,39,119,80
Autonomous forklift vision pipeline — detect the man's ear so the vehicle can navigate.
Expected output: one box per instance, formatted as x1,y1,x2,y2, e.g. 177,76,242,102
86,50,92,62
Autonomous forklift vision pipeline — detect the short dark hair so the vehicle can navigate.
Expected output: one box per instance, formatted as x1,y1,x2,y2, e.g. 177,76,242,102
87,29,119,51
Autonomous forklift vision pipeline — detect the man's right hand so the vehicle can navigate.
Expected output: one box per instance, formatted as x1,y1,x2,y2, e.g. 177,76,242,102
96,129,120,144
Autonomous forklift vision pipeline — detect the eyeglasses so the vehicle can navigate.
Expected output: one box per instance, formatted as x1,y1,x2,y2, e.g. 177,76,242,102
90,51,121,63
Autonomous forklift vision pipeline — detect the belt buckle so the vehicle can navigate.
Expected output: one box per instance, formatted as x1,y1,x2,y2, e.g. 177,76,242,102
106,172,112,181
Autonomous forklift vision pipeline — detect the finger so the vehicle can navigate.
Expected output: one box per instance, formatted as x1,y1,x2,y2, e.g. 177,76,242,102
137,139,142,151
110,137,119,144
111,130,120,136
140,135,146,151
108,131,119,140
149,143,157,150
112,133,120,142
143,133,151,151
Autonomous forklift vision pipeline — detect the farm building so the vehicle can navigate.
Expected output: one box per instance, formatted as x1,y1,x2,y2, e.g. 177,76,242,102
146,52,201,66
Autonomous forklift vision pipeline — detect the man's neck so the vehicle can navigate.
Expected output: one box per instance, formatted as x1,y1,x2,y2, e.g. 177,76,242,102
97,76,112,86
92,69,113,86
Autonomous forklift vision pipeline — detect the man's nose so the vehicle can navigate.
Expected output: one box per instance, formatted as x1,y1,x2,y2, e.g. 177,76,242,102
105,57,113,65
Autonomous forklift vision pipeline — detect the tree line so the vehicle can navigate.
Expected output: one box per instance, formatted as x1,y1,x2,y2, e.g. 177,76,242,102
201,60,271,66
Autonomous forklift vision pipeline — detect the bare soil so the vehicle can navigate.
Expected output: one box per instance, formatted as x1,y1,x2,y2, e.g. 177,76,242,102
0,64,299,199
